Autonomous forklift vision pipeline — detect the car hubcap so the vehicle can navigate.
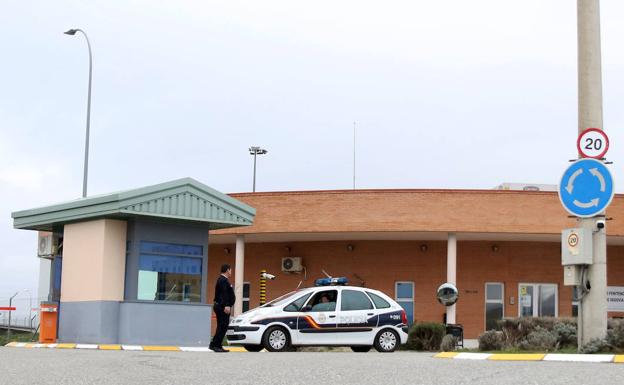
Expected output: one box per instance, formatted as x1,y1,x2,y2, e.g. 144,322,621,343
379,331,396,351
269,330,286,350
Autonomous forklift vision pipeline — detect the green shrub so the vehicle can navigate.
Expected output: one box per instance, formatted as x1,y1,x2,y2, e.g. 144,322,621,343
405,322,445,351
605,320,624,352
440,334,457,352
519,327,558,351
553,321,577,348
580,338,610,354
478,330,503,351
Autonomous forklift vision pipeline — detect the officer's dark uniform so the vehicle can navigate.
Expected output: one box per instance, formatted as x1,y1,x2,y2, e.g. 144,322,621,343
210,274,236,351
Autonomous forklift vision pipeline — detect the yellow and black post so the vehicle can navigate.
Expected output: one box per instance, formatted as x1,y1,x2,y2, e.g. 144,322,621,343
259,269,267,305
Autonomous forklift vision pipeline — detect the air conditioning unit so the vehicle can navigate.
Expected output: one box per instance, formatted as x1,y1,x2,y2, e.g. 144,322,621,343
38,233,58,258
281,257,303,272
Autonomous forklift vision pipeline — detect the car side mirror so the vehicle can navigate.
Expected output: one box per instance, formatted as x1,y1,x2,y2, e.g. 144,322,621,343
302,305,312,312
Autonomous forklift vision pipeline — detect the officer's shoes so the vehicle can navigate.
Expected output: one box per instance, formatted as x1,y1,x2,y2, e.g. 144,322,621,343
211,347,229,353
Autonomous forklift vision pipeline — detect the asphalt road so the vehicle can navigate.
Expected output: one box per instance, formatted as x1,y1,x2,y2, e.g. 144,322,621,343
1,348,623,385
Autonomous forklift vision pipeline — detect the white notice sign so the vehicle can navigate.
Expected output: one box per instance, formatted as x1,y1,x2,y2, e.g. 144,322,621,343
607,286,624,312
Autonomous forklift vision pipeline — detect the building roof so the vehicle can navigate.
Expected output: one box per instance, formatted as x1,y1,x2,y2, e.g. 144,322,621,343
12,178,256,231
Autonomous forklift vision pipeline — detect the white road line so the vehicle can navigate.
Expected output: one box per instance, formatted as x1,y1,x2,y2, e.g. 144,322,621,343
543,354,614,363
180,347,212,352
121,345,143,351
454,353,492,360
76,344,98,349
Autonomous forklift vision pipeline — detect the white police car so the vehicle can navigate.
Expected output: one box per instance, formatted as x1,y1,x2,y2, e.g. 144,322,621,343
226,277,409,352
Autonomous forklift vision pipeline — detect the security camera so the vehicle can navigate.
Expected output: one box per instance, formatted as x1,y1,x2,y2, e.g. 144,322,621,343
261,272,276,280
596,219,606,230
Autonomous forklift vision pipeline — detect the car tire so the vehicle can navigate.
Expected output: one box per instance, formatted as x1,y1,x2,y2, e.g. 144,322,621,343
262,326,291,352
351,346,372,353
374,328,399,353
243,344,264,352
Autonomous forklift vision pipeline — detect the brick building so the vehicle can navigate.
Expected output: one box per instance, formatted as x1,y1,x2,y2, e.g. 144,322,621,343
208,188,624,338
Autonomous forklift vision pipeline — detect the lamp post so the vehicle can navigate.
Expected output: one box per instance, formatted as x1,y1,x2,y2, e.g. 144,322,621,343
64,28,93,198
249,147,268,192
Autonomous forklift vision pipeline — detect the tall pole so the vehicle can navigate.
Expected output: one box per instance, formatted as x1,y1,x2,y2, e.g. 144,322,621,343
353,121,356,190
577,0,607,346
65,29,92,198
252,152,257,192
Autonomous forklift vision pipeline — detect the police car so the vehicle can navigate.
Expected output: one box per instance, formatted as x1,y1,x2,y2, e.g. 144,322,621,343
226,277,409,352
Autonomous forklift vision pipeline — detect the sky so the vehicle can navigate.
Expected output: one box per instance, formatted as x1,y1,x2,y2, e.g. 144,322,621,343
1,1,623,303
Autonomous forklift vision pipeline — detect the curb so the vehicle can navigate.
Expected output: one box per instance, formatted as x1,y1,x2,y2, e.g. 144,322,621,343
434,352,624,363
3,342,252,352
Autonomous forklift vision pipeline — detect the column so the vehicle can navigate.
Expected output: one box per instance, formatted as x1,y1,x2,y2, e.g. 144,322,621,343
447,233,457,324
234,235,245,317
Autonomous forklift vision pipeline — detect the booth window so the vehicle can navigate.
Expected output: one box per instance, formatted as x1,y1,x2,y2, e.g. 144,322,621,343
485,282,504,330
137,241,203,303
395,281,414,324
519,283,558,317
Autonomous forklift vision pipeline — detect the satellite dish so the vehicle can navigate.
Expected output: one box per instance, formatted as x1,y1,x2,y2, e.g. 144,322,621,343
436,283,459,306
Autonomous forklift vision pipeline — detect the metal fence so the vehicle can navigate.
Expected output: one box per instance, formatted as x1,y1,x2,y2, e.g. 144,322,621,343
0,296,47,331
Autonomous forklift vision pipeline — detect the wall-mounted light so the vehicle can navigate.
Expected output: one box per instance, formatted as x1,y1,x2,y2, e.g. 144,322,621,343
347,244,354,252
420,244,428,252
491,244,499,252
224,247,231,254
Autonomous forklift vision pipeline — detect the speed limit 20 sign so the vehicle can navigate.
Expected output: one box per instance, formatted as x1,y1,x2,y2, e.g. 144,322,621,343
577,128,609,159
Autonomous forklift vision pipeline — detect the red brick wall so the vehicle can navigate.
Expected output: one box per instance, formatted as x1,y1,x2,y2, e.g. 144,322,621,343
207,241,624,338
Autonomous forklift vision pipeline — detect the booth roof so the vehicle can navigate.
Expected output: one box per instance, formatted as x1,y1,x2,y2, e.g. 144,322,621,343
11,178,256,231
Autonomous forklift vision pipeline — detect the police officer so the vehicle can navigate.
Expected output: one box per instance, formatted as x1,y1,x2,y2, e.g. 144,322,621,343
210,263,236,352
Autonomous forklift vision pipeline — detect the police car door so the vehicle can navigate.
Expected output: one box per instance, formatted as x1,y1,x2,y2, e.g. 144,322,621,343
336,289,378,345
296,289,338,344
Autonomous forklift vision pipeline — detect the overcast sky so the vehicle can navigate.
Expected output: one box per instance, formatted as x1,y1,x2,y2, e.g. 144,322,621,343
1,1,623,301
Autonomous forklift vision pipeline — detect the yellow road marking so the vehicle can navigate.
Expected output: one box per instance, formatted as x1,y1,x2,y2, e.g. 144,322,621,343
99,345,122,350
56,344,77,349
489,354,545,361
23,343,36,348
434,352,459,358
142,346,181,351
614,355,624,363
226,347,247,352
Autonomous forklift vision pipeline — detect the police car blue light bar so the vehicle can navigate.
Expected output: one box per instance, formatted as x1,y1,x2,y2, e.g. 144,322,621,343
314,277,348,286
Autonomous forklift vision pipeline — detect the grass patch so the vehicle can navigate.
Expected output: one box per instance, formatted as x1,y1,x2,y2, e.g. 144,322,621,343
0,331,39,346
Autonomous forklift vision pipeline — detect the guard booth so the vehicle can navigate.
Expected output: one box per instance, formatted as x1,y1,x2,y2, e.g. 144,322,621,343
12,178,255,346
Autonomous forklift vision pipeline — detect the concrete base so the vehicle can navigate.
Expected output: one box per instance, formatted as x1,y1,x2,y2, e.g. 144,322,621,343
58,300,212,346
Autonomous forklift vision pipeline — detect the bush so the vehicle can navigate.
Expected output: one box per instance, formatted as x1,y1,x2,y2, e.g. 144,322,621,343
405,322,445,351
478,330,503,351
440,334,457,352
519,327,558,351
580,338,610,354
606,320,624,352
553,321,577,348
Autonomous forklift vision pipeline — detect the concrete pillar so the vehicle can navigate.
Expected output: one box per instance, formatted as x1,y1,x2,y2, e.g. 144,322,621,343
578,0,608,345
446,233,457,324
234,235,245,317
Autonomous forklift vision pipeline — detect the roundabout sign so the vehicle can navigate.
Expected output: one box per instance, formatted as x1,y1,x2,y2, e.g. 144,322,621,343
558,158,614,218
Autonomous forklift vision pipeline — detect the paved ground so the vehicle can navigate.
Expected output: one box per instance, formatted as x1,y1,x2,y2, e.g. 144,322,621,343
1,347,622,385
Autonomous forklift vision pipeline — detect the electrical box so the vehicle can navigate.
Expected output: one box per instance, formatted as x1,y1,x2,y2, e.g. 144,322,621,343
561,228,593,265
563,265,582,286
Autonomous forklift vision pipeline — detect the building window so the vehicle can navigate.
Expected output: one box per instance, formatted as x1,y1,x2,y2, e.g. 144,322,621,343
395,281,414,325
243,282,250,312
137,241,203,303
485,283,504,331
519,283,558,317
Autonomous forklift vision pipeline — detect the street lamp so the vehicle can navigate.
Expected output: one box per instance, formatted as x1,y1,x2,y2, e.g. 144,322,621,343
64,28,93,198
248,147,268,192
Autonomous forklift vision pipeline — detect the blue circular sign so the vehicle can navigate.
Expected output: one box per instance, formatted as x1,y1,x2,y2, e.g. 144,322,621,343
559,158,614,218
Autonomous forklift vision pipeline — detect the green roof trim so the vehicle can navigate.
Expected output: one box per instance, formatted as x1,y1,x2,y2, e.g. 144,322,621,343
12,178,256,231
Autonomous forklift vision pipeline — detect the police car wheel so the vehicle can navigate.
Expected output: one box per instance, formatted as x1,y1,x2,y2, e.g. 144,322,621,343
243,345,264,352
351,346,372,353
374,329,399,353
262,326,291,352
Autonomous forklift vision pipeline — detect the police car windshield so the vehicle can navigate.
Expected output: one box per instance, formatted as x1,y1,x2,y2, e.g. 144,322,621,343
262,290,308,307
